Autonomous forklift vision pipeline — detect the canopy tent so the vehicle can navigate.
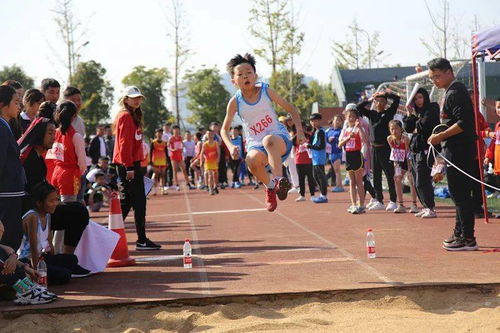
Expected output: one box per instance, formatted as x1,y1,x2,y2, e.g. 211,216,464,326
471,24,500,223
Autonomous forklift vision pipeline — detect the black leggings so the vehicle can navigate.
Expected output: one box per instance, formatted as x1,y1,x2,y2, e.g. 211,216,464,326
363,175,376,199
51,202,89,247
184,156,195,183
228,159,242,183
0,197,22,251
297,164,315,197
117,162,147,242
410,152,435,209
45,253,78,285
313,165,328,196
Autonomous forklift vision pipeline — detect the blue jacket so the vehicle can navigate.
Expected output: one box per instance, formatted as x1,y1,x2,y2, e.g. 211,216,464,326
0,118,26,198
309,127,326,166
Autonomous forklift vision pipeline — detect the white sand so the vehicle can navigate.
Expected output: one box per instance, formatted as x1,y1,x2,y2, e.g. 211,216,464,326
1,286,499,333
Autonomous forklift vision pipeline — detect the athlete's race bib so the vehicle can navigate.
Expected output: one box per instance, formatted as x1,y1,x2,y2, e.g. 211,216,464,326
174,141,183,150
249,115,273,136
346,138,356,150
325,143,332,154
46,142,65,161
390,148,406,162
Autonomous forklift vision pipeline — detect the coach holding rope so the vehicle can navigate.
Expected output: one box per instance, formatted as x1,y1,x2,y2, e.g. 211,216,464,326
427,58,478,251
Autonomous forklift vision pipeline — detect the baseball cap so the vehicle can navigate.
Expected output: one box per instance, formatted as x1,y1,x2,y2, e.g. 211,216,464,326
278,116,287,122
122,86,144,98
309,113,322,120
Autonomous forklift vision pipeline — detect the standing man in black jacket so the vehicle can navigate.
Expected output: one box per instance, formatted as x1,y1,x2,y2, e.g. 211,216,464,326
88,124,107,165
357,90,399,211
427,58,477,251
403,88,440,218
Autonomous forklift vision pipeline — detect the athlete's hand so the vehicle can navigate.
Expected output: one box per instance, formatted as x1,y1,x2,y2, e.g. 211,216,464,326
126,170,135,181
2,252,17,275
297,131,306,145
229,145,240,160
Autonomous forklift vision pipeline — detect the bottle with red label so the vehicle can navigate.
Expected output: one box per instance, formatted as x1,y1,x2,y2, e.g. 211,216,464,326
366,228,376,259
183,239,192,268
37,255,48,287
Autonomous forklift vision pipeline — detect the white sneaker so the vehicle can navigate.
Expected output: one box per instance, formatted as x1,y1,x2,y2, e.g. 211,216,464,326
366,198,378,209
175,185,180,191
421,209,437,219
295,196,305,202
393,205,407,213
288,187,299,194
14,288,56,305
409,204,419,213
414,209,427,217
347,205,357,213
368,201,385,211
386,201,397,211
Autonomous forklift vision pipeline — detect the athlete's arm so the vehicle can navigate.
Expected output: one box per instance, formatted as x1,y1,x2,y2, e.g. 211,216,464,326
267,88,305,144
199,144,205,167
73,132,88,175
222,97,239,160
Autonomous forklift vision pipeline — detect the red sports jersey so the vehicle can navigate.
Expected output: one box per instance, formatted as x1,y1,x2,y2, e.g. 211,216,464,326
169,135,183,161
389,139,407,162
46,126,78,169
342,127,362,152
113,111,144,168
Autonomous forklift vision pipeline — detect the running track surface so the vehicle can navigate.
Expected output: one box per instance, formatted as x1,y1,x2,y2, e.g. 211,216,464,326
2,185,499,312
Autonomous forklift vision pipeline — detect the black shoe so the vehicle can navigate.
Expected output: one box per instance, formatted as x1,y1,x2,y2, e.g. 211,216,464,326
214,188,219,194
136,238,161,251
71,265,92,278
443,237,478,251
443,234,461,245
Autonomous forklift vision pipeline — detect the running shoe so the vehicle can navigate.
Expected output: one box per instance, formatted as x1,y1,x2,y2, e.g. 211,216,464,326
71,265,92,278
366,198,378,209
265,187,277,212
347,205,357,213
414,209,427,217
331,186,344,193
288,187,299,194
14,288,56,305
214,187,219,194
312,196,328,204
295,196,306,202
368,201,385,211
409,204,419,214
175,185,180,191
275,177,291,201
421,209,437,219
443,237,478,251
254,183,260,190
443,233,461,245
386,201,397,211
393,205,407,213
136,238,162,251
356,206,366,214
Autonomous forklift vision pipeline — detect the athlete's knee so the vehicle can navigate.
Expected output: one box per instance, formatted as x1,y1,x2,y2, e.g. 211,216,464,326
262,135,276,148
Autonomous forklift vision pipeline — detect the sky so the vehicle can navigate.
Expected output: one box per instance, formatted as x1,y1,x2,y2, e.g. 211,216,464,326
1,0,499,96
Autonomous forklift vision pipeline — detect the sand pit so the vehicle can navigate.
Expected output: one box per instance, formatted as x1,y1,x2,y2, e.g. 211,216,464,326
1,285,499,333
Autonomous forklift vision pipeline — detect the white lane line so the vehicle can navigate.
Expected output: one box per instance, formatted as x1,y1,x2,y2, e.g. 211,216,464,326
136,246,333,263
182,186,212,294
146,207,266,219
241,191,394,285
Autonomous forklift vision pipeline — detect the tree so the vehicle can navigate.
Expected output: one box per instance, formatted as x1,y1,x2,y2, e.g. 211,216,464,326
52,0,89,83
71,60,114,133
122,66,171,138
0,65,34,88
184,67,230,128
283,0,304,104
166,0,191,128
249,0,290,77
332,19,384,69
270,70,338,119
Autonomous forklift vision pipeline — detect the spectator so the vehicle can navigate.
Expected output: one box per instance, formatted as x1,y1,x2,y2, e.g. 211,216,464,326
41,78,60,104
20,89,45,133
293,125,315,202
63,86,85,137
104,124,115,159
183,131,196,187
404,87,440,218
37,101,57,121
357,90,400,211
86,156,113,185
2,80,24,140
0,85,24,250
228,127,243,188
308,113,328,203
84,173,109,212
88,124,107,165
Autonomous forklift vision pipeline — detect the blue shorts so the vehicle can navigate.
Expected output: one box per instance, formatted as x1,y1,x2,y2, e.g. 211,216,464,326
248,133,293,164
330,152,342,163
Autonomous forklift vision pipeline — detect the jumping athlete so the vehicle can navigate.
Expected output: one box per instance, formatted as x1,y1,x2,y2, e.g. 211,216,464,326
221,53,305,212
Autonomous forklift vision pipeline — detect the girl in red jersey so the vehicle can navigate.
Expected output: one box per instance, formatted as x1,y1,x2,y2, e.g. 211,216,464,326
150,128,168,195
46,101,87,203
387,120,417,213
168,125,193,191
338,109,366,214
113,86,160,251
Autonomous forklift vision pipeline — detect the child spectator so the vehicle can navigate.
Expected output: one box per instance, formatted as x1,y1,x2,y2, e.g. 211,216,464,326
86,157,113,185
294,125,315,202
190,132,205,189
229,127,243,188
328,115,344,192
484,97,500,193
308,113,328,203
183,131,196,188
18,183,91,285
201,130,220,195
84,173,109,212
338,109,366,214
151,128,168,195
20,89,45,133
387,120,418,213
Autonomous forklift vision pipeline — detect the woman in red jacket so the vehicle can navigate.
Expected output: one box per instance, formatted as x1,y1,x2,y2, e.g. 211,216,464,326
113,86,161,251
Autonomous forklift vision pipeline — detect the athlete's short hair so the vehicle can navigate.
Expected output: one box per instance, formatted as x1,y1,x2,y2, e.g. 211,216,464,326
226,53,256,76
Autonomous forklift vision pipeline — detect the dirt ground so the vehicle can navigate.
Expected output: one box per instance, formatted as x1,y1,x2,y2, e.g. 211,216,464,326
1,285,499,333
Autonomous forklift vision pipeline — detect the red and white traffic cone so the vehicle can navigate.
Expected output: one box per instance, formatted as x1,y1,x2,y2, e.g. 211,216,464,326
107,191,136,267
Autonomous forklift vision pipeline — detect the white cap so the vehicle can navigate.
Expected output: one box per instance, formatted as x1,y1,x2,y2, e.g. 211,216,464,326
345,103,357,111
122,86,144,98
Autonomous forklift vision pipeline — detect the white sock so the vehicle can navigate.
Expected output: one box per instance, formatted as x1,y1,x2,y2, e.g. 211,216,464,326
320,194,326,199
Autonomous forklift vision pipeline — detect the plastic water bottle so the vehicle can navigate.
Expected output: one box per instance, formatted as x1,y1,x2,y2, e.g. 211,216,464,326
183,239,192,268
37,256,48,288
366,228,376,259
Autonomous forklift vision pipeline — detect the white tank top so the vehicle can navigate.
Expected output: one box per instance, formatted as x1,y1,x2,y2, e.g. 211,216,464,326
235,82,288,149
17,210,51,259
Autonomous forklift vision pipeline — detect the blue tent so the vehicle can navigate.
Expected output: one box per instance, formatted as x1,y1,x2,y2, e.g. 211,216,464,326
472,25,500,55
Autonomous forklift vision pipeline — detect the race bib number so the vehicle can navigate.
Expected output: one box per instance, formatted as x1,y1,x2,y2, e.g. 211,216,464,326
346,138,356,150
249,115,273,136
325,143,332,154
46,142,64,161
298,143,308,153
174,141,183,150
390,148,406,162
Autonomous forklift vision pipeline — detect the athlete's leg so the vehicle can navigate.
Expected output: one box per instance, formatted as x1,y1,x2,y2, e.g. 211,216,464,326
262,135,286,178
172,161,180,186
245,150,270,184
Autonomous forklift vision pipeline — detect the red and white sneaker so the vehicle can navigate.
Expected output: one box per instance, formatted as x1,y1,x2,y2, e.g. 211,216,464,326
265,187,277,212
275,177,291,201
